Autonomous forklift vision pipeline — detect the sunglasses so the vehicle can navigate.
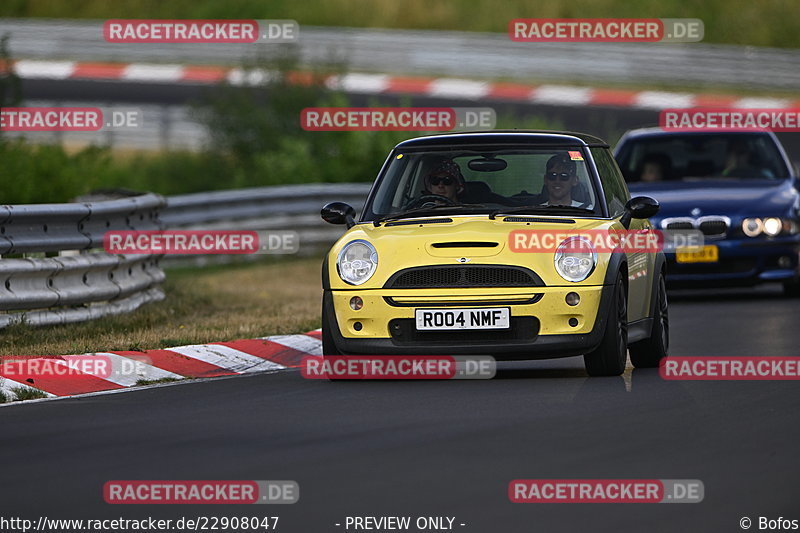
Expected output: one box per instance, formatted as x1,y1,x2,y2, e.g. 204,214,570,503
429,175,455,186
546,172,573,181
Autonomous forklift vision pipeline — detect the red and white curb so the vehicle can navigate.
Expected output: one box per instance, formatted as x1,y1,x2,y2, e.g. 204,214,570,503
0,330,323,402
9,59,798,111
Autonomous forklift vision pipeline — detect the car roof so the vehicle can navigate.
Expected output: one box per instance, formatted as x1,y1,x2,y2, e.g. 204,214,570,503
619,127,778,140
394,130,609,149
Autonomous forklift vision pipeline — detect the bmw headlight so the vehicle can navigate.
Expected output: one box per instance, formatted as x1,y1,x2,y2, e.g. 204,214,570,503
555,236,597,282
337,240,378,285
763,217,783,237
743,217,796,237
742,218,763,237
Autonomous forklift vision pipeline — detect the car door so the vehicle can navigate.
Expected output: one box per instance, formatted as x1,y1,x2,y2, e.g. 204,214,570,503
591,147,652,322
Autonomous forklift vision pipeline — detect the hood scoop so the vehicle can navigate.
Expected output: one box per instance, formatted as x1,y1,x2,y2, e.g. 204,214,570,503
427,241,502,257
431,241,499,248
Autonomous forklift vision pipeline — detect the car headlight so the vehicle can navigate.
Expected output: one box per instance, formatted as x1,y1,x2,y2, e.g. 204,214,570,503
337,240,378,285
742,218,763,237
742,217,797,237
763,217,783,237
554,236,597,282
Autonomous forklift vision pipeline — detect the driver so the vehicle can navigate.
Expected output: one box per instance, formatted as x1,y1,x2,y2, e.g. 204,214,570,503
541,154,583,207
422,159,466,204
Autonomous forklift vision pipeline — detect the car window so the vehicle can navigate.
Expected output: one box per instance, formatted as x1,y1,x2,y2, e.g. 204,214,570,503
615,133,790,182
591,147,629,217
365,147,600,219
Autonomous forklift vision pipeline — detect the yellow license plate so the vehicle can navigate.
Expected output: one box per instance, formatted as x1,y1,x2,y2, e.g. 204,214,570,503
676,245,719,263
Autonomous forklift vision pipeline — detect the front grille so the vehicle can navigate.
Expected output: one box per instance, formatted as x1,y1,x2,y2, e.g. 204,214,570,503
384,265,544,288
388,317,539,345
663,217,729,238
665,221,694,230
698,218,728,237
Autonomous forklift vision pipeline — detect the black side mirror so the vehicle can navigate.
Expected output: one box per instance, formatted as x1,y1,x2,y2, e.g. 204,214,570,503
321,202,356,228
620,196,659,228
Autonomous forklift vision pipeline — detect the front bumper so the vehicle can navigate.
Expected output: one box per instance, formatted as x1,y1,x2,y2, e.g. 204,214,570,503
665,236,800,288
323,284,614,359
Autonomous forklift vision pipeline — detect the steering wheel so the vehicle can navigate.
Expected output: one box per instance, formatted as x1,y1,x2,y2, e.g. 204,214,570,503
404,194,458,210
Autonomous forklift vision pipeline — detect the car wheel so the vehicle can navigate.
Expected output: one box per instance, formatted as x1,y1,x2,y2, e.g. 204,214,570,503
629,273,669,368
583,272,628,377
783,279,800,298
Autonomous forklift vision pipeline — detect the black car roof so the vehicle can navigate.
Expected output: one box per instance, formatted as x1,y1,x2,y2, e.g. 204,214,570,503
394,130,609,149
619,127,776,140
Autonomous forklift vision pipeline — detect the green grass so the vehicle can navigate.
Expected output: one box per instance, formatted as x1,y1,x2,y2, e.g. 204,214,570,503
0,256,324,357
1,0,798,48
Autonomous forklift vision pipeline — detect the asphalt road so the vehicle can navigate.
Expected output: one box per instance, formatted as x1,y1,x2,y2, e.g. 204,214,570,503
1,285,798,532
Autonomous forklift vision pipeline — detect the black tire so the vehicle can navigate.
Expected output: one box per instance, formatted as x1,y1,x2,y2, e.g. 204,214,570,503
629,273,669,368
783,279,800,298
583,272,628,377
321,296,343,356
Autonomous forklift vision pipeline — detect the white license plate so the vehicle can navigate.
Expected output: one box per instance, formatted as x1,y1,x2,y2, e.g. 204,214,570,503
415,308,511,331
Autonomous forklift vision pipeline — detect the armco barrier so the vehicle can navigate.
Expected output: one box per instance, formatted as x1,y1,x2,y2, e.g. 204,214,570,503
0,193,166,328
160,183,371,261
0,184,370,328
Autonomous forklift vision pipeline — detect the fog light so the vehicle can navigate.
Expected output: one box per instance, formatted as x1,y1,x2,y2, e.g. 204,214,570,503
349,296,363,310
565,292,580,306
779,256,792,268
353,321,363,331
568,318,579,327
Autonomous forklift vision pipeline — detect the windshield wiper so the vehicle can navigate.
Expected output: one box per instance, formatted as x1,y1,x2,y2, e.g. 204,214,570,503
373,203,485,226
488,204,595,220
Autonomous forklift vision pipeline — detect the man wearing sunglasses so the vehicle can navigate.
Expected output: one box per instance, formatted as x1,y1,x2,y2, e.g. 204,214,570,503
423,159,466,203
541,154,583,207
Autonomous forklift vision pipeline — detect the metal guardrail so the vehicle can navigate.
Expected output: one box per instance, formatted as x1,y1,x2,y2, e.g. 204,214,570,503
1,19,798,90
0,193,166,328
160,183,371,264
0,184,370,327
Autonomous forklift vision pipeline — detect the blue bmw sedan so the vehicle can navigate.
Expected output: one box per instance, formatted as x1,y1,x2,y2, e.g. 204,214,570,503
614,128,800,296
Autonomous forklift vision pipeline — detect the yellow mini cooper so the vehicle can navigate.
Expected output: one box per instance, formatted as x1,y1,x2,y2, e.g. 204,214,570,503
320,131,668,376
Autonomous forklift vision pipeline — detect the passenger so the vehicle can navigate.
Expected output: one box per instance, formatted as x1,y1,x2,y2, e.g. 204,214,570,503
722,139,762,178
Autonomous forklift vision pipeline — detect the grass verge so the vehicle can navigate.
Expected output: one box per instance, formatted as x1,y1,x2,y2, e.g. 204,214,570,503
0,256,323,357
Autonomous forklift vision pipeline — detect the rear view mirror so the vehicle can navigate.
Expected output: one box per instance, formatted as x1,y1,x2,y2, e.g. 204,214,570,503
468,158,507,172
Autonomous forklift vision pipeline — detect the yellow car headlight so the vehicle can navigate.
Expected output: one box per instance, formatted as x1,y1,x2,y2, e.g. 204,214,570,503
337,240,378,285
554,236,597,282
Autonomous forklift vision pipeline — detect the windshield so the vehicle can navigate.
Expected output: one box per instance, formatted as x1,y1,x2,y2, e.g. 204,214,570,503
616,133,791,183
363,147,601,221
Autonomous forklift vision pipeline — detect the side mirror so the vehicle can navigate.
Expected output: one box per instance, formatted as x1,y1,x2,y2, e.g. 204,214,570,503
620,196,659,228
321,202,356,228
